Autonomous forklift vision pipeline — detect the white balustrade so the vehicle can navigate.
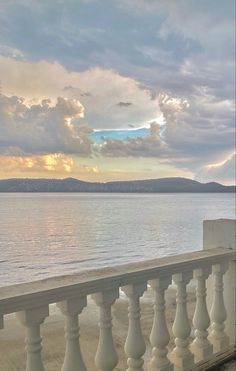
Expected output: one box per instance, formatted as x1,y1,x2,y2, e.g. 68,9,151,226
92,289,119,371
170,272,194,371
148,276,173,371
203,219,236,344
190,267,213,362
209,263,229,353
57,296,87,371
16,305,49,371
122,283,147,371
0,220,235,371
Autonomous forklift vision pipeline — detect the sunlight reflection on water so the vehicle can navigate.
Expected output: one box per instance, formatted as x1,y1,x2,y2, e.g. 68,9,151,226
0,192,235,286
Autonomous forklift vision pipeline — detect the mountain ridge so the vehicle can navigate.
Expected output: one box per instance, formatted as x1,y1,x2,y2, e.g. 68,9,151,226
0,177,235,192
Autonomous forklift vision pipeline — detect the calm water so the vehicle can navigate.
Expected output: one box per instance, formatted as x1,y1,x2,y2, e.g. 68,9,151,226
0,193,235,287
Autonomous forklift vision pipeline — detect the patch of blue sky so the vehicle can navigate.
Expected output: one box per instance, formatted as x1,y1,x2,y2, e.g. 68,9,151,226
90,128,149,144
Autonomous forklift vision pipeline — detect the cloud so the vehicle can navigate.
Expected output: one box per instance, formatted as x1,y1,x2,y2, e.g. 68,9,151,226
79,164,99,174
0,0,207,103
0,57,162,130
195,153,236,185
0,45,24,60
0,153,74,174
121,0,235,55
0,154,103,179
101,122,165,158
158,91,235,169
0,81,234,178
100,90,235,174
0,0,234,99
0,93,93,156
0,1,234,183
117,102,133,107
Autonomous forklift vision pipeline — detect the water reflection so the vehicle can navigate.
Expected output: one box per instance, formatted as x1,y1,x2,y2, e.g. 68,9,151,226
0,193,234,286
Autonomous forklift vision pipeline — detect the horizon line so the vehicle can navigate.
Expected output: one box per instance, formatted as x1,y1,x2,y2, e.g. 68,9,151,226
0,176,235,187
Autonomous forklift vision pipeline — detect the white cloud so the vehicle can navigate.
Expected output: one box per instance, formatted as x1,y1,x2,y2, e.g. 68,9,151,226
0,57,162,130
195,153,236,185
79,164,99,174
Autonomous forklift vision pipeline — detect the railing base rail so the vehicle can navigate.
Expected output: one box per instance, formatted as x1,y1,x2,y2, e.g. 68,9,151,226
190,345,236,370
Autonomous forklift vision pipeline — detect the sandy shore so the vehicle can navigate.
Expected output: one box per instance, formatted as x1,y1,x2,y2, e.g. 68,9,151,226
0,288,197,371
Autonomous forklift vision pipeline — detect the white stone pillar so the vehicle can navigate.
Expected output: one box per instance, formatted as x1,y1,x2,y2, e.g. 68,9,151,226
92,289,119,371
17,305,49,371
170,272,194,371
209,263,229,353
190,267,213,362
57,296,87,371
148,276,173,371
203,219,236,345
122,282,147,371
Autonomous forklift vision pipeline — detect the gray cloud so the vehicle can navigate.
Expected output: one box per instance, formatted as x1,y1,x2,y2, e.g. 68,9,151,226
0,94,93,156
101,122,166,158
117,102,133,107
101,90,235,173
160,91,235,168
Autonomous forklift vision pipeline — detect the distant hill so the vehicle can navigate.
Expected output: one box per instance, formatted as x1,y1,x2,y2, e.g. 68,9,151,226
0,177,235,192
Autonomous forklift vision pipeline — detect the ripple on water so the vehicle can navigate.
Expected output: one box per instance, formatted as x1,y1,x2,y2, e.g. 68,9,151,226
0,193,234,286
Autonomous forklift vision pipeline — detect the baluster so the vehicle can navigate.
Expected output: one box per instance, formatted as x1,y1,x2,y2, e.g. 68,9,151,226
122,282,147,371
190,267,213,362
16,305,49,371
209,263,229,352
57,296,87,371
148,277,173,371
170,272,194,371
92,289,119,371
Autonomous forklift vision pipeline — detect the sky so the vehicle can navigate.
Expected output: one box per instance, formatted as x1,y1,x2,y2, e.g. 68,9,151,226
0,0,235,184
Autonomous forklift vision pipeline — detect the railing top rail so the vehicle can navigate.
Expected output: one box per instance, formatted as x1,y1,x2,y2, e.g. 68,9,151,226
0,247,234,315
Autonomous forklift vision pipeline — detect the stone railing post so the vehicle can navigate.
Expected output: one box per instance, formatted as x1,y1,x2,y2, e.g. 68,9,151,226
122,282,147,371
203,219,236,345
92,289,119,371
57,296,87,371
16,305,49,371
148,276,173,371
170,272,194,371
190,267,213,362
209,263,229,352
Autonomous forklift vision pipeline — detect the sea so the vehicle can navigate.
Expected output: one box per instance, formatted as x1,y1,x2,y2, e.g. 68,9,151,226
0,193,235,287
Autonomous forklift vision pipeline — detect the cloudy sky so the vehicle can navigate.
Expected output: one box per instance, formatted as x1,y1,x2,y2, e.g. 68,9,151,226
0,0,235,184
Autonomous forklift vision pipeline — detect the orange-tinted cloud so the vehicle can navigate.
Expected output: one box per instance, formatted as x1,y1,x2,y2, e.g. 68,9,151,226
0,154,74,175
